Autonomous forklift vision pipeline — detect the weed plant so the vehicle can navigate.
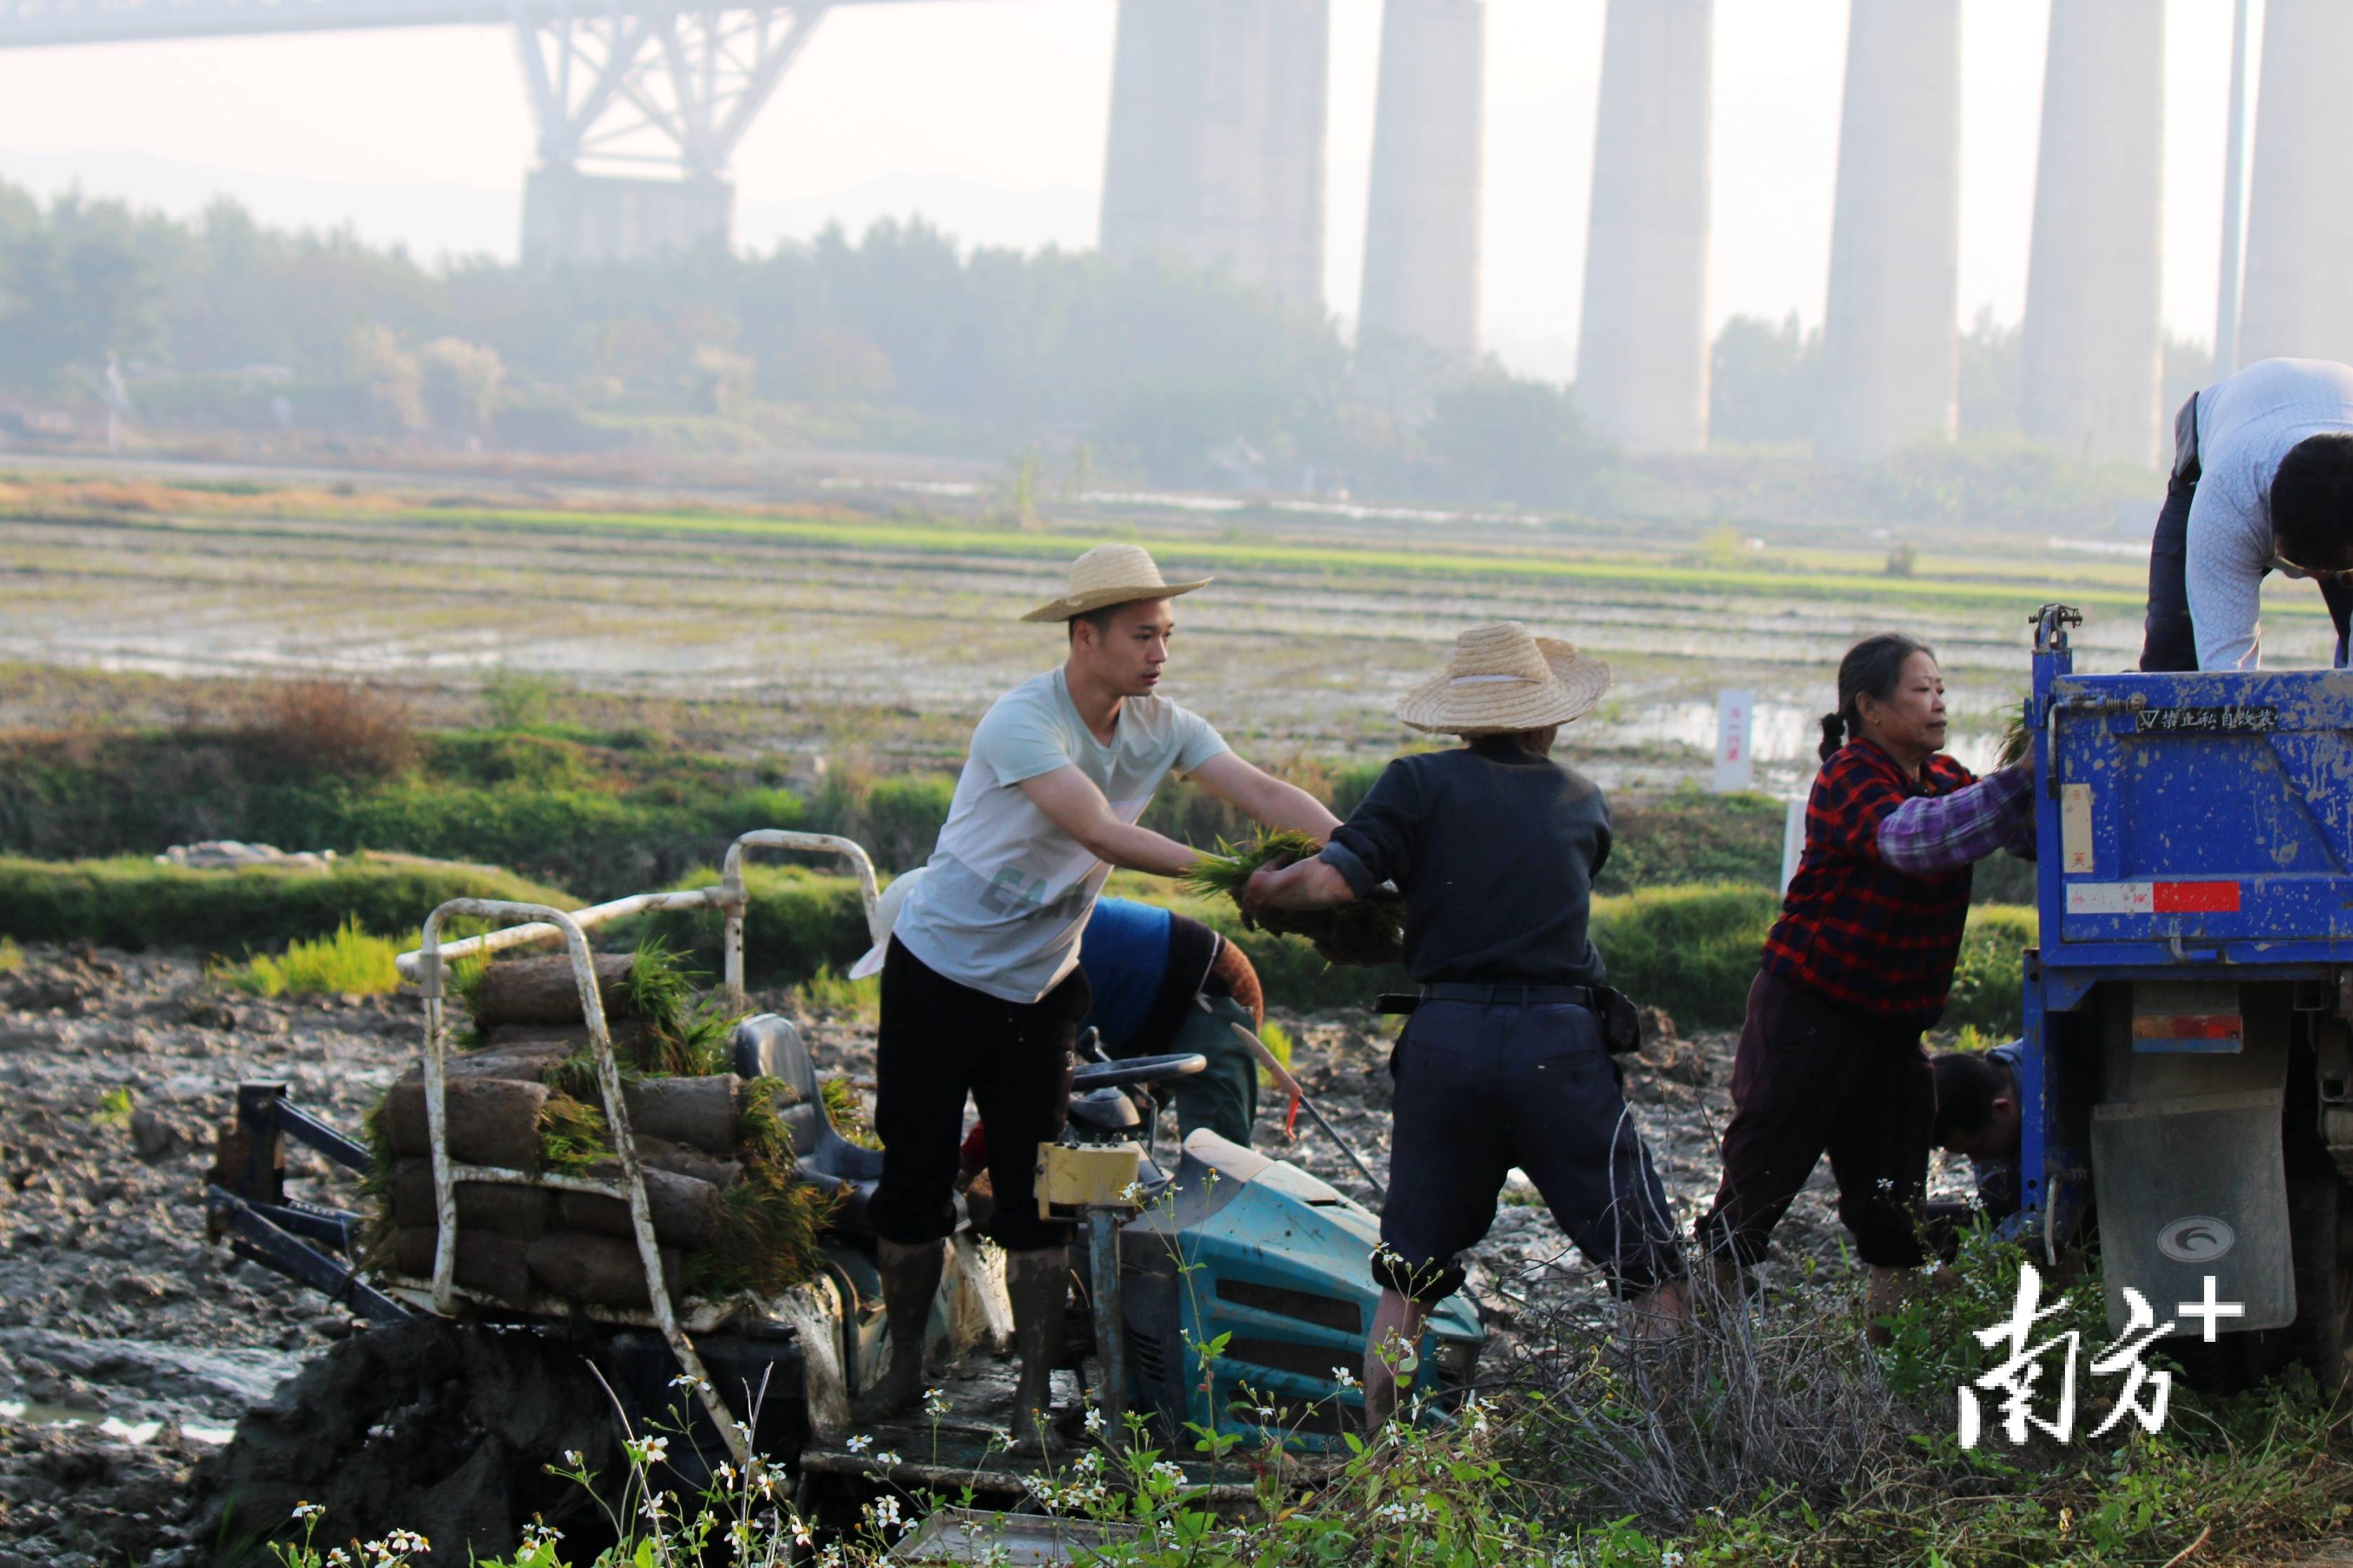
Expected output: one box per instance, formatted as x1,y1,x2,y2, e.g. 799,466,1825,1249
253,1224,2353,1568
216,918,402,997
0,935,20,973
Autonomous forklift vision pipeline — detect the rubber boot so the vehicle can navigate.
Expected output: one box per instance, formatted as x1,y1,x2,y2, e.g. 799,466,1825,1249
850,1237,944,1425
1362,1289,1428,1438
1004,1246,1069,1455
1626,1275,1692,1343
1864,1264,1911,1347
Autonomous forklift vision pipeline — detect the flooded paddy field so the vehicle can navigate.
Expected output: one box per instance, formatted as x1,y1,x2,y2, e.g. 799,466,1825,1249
8,462,2328,794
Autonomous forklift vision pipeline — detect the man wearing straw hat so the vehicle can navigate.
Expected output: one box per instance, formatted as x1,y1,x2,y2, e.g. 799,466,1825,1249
1245,621,1690,1432
858,543,1340,1447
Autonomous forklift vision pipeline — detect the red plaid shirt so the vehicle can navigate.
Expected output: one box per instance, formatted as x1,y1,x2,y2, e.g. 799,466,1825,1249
1762,741,1977,1029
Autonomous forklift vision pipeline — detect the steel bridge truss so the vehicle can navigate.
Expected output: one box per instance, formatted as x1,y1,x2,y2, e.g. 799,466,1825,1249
511,0,825,179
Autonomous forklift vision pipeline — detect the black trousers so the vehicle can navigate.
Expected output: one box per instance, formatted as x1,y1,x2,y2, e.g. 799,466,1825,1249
869,937,1090,1252
1377,994,1682,1304
2142,390,2353,671
1696,972,1936,1269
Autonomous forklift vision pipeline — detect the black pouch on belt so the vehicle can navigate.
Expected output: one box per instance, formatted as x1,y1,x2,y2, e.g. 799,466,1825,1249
1595,986,1641,1055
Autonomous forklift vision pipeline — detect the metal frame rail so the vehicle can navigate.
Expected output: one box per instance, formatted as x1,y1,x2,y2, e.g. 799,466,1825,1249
393,829,881,1010
414,899,749,1465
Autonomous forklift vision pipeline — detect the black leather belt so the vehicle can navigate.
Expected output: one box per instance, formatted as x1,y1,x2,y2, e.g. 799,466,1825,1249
1377,983,1597,1014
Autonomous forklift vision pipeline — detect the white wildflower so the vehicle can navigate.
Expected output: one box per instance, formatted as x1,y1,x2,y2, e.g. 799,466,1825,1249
624,1434,670,1466
845,1432,873,1454
291,1501,325,1523
874,1449,903,1466
1083,1406,1105,1433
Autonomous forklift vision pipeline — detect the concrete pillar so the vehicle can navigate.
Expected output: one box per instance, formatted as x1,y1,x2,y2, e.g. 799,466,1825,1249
2239,0,2353,367
520,168,732,268
1573,0,1712,452
1100,0,1330,310
2020,0,2163,467
1358,0,1484,362
1815,0,1960,463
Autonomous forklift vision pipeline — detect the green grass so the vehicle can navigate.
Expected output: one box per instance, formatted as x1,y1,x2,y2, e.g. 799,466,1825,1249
89,1086,134,1129
0,936,19,974
796,963,878,1024
0,855,574,958
215,917,402,997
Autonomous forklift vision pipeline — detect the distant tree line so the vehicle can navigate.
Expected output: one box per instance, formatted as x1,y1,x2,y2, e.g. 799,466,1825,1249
1708,306,2213,447
0,182,1608,504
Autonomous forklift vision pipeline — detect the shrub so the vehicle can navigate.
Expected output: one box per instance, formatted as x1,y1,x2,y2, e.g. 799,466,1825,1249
218,917,402,996
244,680,419,783
0,855,572,956
1589,883,1781,1029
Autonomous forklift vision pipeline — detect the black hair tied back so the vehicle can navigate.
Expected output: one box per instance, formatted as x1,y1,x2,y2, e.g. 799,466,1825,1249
1819,632,1935,762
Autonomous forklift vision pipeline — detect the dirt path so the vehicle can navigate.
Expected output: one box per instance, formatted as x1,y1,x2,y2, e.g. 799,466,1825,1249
0,944,1934,1563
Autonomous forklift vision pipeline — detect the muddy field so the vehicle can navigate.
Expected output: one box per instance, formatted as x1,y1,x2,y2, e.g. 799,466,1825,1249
4,466,2285,796
0,940,1955,1564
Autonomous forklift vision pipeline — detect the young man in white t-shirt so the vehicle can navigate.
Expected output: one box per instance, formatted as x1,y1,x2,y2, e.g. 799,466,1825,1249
858,543,1340,1446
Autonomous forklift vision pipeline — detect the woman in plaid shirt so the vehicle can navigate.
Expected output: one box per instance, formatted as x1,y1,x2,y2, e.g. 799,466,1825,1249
1696,633,2034,1324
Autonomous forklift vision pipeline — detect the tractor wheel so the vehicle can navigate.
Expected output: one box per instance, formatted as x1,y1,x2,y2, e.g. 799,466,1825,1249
197,1318,623,1566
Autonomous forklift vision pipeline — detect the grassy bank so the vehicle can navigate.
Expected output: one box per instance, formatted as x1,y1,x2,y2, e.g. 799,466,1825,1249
0,718,2033,908
0,851,2036,1033
0,855,572,956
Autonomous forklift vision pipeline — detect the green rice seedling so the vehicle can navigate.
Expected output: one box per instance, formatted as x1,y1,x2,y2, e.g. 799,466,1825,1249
90,1086,134,1129
820,1075,883,1151
797,963,879,1022
536,1093,611,1175
1186,829,1405,966
620,935,695,1034
218,918,402,998
1257,1020,1295,1090
688,1074,838,1299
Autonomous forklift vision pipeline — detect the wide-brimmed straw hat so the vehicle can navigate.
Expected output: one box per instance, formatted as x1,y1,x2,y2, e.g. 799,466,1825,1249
1019,543,1212,623
1394,621,1612,736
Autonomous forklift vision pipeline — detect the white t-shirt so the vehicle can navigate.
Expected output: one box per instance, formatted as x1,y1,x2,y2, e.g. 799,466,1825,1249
2187,357,2353,670
891,669,1228,1003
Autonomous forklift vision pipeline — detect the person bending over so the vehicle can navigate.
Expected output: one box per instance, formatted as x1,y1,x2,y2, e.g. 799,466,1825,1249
2143,357,2353,672
1925,1042,2024,1253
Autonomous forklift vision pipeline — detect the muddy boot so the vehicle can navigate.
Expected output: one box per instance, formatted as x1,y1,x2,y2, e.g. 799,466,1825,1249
1863,1264,1913,1347
1004,1246,1069,1455
1625,1276,1691,1343
850,1237,945,1425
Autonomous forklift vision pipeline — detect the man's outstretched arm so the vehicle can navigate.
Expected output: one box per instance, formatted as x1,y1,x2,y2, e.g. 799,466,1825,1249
1186,752,1342,842
1019,765,1201,877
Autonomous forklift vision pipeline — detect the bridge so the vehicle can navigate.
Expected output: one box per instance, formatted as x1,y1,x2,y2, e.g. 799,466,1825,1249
6,0,2349,470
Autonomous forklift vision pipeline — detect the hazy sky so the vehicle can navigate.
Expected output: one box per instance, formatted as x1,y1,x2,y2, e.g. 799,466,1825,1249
0,0,2246,380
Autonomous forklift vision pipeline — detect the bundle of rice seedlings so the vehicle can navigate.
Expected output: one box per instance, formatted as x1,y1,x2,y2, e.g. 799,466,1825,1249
1997,690,2033,770
1186,828,1405,968
364,938,837,1310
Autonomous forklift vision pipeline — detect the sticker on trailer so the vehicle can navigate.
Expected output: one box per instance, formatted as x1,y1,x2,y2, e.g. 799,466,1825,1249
2131,705,2279,733
2062,783,2094,874
2066,881,2243,915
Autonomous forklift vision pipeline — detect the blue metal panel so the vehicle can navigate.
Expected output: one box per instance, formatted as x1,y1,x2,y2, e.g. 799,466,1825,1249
2042,663,2353,960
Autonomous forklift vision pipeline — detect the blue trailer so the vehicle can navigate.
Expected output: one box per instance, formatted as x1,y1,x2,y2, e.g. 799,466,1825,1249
2020,604,2353,1390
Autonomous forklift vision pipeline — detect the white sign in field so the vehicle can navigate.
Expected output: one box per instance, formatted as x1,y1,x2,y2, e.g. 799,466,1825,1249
1712,688,1755,793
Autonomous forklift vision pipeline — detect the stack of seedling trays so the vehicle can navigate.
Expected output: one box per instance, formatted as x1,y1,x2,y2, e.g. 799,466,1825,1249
365,943,831,1322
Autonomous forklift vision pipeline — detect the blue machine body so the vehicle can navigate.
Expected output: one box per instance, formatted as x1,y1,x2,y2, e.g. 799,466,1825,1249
1120,1131,1482,1452
2020,607,2353,1321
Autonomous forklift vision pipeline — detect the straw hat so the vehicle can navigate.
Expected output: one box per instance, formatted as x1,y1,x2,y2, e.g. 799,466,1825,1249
1019,543,1212,623
1394,621,1612,736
